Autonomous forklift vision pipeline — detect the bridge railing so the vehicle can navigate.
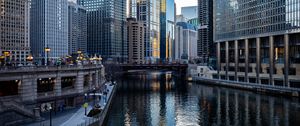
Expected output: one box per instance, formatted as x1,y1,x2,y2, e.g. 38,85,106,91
0,64,103,73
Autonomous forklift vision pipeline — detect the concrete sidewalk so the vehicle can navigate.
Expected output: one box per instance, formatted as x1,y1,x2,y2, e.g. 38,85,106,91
24,82,115,126
61,83,114,126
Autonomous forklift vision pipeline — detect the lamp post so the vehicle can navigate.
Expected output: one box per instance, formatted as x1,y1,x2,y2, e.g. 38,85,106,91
77,49,82,65
91,54,102,65
77,49,82,55
98,55,102,65
45,47,51,66
0,55,4,66
26,54,33,66
49,106,52,126
93,87,96,106
3,51,10,66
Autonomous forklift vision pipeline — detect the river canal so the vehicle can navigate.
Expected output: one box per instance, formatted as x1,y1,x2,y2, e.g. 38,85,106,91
104,71,300,126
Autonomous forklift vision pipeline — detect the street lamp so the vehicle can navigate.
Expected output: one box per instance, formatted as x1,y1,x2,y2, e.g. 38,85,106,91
98,55,102,64
49,106,52,126
45,47,51,66
77,49,83,65
3,51,10,66
93,87,96,106
26,54,33,66
91,54,102,65
77,49,82,54
0,55,4,66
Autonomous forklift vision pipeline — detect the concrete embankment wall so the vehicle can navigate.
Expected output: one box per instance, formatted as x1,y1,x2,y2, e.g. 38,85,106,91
193,77,300,97
90,84,117,126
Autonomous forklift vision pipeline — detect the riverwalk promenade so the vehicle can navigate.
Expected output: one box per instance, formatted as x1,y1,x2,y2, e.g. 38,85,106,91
24,82,116,126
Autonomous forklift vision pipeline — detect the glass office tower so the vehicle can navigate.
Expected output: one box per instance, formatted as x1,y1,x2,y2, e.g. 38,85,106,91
160,0,175,62
215,0,300,88
128,0,160,63
181,6,198,20
30,0,68,63
78,0,127,62
68,2,87,55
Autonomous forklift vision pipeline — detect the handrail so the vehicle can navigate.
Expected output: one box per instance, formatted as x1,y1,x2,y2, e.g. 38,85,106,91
1,100,35,118
0,64,103,73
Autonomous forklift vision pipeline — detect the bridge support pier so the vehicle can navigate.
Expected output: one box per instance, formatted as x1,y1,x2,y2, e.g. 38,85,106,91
75,72,84,93
54,76,62,96
20,76,37,102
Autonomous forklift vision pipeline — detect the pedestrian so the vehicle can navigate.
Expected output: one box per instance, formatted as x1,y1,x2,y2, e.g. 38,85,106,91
59,104,63,112
44,104,48,111
103,91,107,102
62,104,65,112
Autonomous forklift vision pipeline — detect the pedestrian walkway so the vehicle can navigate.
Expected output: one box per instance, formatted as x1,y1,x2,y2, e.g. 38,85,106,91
24,82,115,126
62,83,114,126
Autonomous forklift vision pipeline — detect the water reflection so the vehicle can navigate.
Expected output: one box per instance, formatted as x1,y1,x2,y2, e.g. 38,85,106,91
105,71,300,126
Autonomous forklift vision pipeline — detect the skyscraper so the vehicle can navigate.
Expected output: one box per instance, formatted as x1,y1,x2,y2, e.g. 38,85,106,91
30,0,68,63
0,0,30,65
187,18,199,26
128,0,160,63
175,22,198,62
127,18,145,64
215,0,300,87
176,15,187,23
181,6,198,20
78,0,127,62
160,0,175,62
68,1,87,55
198,0,214,64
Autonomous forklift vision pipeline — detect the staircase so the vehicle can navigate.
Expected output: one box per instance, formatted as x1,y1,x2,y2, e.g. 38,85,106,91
0,100,36,126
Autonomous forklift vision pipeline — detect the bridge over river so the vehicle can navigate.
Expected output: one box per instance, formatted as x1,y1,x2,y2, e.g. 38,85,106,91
120,64,188,73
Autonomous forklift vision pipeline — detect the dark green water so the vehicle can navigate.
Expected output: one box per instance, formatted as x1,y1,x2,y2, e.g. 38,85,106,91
104,71,300,126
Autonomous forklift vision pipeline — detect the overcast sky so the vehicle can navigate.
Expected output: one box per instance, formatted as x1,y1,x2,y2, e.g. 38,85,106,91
69,0,197,15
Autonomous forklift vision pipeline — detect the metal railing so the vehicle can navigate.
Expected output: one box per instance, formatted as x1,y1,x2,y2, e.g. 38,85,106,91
0,100,35,118
77,84,116,126
193,77,300,92
0,64,103,73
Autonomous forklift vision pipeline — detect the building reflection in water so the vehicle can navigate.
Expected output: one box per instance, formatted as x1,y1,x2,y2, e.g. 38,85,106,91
190,84,299,126
105,72,300,126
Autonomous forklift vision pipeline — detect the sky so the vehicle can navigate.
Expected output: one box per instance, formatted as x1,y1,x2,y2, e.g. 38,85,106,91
175,0,197,14
69,0,197,15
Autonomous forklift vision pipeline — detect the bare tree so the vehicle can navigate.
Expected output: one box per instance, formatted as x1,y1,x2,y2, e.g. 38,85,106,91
103,62,122,82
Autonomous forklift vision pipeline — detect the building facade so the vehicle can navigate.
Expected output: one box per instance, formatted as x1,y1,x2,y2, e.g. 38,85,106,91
0,65,105,125
176,15,188,23
0,0,30,65
215,0,300,88
128,0,160,63
188,18,199,26
127,18,145,64
78,0,127,62
160,0,175,62
198,0,214,64
181,6,198,20
175,22,198,62
68,2,87,55
30,0,68,63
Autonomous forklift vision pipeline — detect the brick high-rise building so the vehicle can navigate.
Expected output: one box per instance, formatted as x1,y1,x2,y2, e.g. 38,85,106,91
127,18,145,64
0,0,30,65
128,0,161,63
